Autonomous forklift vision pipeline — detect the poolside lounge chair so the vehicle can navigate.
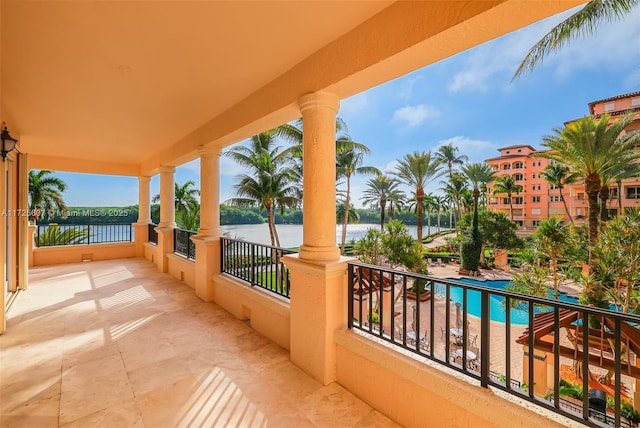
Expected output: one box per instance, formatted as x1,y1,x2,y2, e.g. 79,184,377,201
436,258,445,266
427,257,436,267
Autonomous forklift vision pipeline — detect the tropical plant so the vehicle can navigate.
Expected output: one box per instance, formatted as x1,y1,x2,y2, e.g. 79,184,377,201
153,180,200,220
540,163,577,223
593,209,640,313
336,201,360,224
28,170,68,223
224,132,300,247
176,205,200,232
536,113,640,269
441,173,468,226
514,0,639,78
393,151,442,242
36,223,89,246
435,143,468,180
534,218,570,300
433,195,448,233
360,175,406,231
492,175,523,221
460,163,495,270
336,147,380,254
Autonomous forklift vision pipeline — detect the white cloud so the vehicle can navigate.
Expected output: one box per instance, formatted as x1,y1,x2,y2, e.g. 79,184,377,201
392,104,440,127
380,159,400,175
435,136,501,165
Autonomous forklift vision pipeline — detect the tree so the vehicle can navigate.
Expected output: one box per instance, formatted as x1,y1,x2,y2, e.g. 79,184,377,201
513,0,639,79
460,163,495,271
393,151,442,242
536,113,640,269
336,148,380,254
361,175,406,231
435,143,468,182
224,132,300,247
593,209,640,314
433,195,448,233
454,210,522,265
28,170,68,223
540,163,577,223
492,175,523,221
176,205,200,232
534,218,570,300
153,181,200,220
441,173,468,227
36,223,89,246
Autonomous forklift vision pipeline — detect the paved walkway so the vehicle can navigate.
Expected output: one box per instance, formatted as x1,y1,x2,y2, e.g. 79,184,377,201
1,259,398,428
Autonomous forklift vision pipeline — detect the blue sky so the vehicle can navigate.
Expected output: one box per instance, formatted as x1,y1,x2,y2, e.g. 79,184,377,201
57,5,640,208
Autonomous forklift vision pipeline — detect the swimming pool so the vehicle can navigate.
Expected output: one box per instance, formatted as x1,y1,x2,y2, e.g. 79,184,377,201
434,278,580,325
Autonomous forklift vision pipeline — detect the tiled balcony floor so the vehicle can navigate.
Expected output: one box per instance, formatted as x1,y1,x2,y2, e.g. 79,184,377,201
1,258,398,427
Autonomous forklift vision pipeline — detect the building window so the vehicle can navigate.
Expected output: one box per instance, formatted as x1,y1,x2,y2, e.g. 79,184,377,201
532,196,540,203
514,162,523,169
503,164,511,170
550,184,559,190
532,208,541,215
517,149,522,153
626,187,640,199
503,198,509,205
514,173,524,181
532,220,540,227
505,151,510,154
632,98,640,107
610,188,618,199
604,102,615,111
577,193,585,200
514,197,523,205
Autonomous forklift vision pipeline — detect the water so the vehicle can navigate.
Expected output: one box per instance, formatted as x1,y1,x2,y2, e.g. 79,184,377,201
220,223,448,248
435,278,581,325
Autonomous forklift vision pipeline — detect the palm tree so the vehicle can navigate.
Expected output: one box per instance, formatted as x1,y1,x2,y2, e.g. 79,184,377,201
441,172,468,225
176,205,200,232
492,175,523,221
435,143,468,181
224,132,300,247
36,223,89,246
336,148,380,254
28,170,68,223
433,195,447,232
514,0,639,78
540,163,577,223
536,113,640,268
361,175,406,231
461,163,496,217
153,181,200,220
534,218,569,300
393,151,442,242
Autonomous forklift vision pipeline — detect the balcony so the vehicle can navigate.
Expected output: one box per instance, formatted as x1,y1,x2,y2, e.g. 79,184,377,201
3,258,396,427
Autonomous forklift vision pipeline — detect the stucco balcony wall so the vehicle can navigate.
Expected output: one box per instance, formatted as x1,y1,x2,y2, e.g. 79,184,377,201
142,242,158,264
335,330,568,428
32,242,136,266
166,253,196,289
213,273,290,351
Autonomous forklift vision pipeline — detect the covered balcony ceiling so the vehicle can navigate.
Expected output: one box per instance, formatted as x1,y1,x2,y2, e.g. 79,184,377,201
1,1,582,175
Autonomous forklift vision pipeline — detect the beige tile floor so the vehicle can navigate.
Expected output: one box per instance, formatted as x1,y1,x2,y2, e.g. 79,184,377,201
1,258,399,428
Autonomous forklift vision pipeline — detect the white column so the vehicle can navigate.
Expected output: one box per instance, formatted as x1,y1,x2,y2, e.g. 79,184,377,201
158,166,176,228
137,176,152,224
297,92,340,262
197,146,221,237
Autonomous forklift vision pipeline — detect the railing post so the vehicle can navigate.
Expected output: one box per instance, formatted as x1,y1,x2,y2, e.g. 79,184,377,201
347,264,353,329
480,291,490,388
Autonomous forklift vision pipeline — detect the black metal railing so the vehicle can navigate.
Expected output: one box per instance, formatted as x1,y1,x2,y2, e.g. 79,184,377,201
148,223,158,245
173,228,196,260
220,237,294,299
347,261,640,428
35,223,133,247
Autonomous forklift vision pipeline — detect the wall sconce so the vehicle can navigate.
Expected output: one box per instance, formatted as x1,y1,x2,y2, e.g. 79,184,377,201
1,123,18,162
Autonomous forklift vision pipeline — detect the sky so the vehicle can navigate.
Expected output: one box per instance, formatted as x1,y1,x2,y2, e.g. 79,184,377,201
56,5,640,209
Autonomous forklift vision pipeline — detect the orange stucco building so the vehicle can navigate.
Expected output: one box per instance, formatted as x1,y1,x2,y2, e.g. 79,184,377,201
486,91,640,230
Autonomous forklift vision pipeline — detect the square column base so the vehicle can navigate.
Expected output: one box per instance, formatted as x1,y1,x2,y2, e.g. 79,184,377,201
155,227,174,273
282,254,350,385
191,235,220,302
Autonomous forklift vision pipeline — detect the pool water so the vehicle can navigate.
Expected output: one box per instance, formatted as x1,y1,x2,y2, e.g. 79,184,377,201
435,278,581,325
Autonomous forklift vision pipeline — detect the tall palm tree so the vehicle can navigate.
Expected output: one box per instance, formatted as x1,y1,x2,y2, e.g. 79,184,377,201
433,195,447,233
514,0,639,78
461,163,496,217
28,170,68,223
336,148,380,254
441,173,468,227
361,175,406,231
536,113,640,268
393,151,442,242
153,181,200,220
534,218,570,300
540,163,577,223
435,143,468,181
492,175,523,221
224,132,300,247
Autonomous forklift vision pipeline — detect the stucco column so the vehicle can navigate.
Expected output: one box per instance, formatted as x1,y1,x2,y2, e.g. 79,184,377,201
156,166,175,272
196,146,221,238
158,166,176,228
298,92,340,262
137,176,152,224
192,146,222,302
133,175,152,257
